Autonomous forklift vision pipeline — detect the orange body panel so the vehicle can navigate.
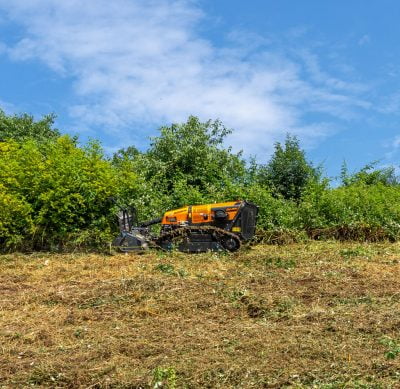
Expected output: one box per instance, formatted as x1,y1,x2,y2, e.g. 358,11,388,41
161,201,241,225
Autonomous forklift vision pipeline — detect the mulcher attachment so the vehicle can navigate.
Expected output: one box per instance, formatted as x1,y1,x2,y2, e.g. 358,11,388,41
112,229,150,252
111,204,155,252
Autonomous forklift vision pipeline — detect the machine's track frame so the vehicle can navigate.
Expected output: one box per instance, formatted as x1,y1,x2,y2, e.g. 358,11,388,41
155,225,242,252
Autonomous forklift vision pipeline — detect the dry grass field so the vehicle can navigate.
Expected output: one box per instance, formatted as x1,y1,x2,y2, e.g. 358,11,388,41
2,242,400,388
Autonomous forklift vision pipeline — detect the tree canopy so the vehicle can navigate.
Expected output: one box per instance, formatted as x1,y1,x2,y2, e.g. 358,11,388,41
341,161,399,186
258,134,317,201
0,109,60,142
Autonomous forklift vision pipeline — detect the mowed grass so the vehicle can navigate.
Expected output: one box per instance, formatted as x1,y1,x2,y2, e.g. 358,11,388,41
2,242,400,388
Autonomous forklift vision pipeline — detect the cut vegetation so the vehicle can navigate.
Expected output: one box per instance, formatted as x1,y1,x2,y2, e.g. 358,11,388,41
2,242,400,387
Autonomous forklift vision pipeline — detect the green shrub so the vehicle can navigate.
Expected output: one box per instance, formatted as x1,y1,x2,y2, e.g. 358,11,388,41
0,184,33,249
300,183,400,240
0,137,137,250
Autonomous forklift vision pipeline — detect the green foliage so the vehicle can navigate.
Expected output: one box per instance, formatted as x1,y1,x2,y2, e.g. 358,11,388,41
111,116,247,221
147,115,245,190
148,116,245,200
0,183,33,248
380,337,400,359
154,263,187,277
0,109,60,142
341,160,399,186
112,145,140,165
2,107,400,251
300,182,400,238
258,134,318,201
339,247,369,258
264,257,297,269
152,366,177,389
0,136,137,250
244,184,299,230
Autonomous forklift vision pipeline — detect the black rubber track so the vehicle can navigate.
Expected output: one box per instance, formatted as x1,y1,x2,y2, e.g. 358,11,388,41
155,225,242,252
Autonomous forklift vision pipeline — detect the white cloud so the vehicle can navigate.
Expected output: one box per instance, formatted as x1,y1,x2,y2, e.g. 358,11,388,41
0,0,370,158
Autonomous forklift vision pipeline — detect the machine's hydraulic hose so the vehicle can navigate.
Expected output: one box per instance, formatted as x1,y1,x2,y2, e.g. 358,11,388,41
139,217,162,228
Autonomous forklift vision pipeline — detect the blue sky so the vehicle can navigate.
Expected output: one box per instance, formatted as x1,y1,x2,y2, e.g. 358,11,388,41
0,0,400,178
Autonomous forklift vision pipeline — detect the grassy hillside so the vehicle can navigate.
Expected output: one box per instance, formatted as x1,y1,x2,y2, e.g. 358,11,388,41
2,242,400,388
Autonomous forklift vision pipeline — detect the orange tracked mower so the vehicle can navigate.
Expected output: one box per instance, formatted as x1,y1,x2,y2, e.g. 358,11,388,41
112,200,258,253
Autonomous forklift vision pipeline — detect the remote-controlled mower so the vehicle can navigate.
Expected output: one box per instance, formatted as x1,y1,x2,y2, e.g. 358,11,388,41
112,200,258,253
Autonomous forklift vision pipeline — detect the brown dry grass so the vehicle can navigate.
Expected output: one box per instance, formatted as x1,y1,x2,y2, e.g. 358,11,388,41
2,242,400,388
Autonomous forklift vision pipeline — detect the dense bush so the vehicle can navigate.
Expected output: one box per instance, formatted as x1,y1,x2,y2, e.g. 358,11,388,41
1,110,400,251
0,137,137,250
0,184,33,248
299,182,400,240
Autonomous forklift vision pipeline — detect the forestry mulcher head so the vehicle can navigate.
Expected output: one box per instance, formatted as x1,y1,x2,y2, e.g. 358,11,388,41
112,200,258,253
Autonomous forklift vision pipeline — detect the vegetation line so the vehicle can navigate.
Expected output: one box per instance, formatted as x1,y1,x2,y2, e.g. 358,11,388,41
1,110,399,251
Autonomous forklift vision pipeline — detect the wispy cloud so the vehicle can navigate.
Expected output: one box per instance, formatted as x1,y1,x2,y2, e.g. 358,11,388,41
358,34,371,46
0,99,15,114
384,135,400,160
377,92,400,115
0,0,371,157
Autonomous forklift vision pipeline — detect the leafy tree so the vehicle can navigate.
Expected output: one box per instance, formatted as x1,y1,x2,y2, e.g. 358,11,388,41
147,116,246,190
0,109,60,142
113,116,248,216
340,161,398,186
112,145,141,166
259,134,317,201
